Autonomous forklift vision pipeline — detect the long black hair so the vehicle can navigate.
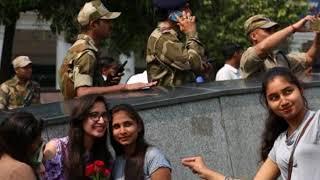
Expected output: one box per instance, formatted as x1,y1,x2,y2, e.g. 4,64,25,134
0,111,43,165
110,104,149,180
259,67,308,161
66,94,112,179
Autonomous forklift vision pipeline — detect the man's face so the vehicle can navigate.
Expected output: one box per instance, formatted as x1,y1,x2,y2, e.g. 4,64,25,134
15,64,32,81
101,64,118,76
95,19,113,39
250,27,276,44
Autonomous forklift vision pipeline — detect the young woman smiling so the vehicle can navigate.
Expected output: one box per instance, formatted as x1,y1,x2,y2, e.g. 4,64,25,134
110,104,171,180
182,67,320,180
43,95,112,179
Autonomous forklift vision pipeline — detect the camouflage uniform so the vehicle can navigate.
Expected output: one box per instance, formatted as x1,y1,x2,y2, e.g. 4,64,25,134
146,25,205,86
59,34,99,100
0,76,40,110
240,48,307,79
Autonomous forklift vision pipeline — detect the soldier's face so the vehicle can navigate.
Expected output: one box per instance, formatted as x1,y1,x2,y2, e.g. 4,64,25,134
250,28,272,44
101,64,118,76
96,19,113,39
16,64,32,80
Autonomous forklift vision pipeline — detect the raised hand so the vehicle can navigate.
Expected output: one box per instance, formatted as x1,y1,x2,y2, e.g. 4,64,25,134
177,11,196,34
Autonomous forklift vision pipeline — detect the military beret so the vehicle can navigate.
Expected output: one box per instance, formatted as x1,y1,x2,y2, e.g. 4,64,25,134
153,0,187,10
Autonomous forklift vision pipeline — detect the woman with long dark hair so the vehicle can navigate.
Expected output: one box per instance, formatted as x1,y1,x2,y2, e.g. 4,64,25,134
0,111,44,180
110,104,171,180
44,95,112,179
181,67,320,179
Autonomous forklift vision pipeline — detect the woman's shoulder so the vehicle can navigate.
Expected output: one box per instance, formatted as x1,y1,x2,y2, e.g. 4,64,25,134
274,131,287,145
145,146,171,166
44,136,68,160
0,155,36,180
145,146,165,157
11,161,36,179
43,137,69,180
47,136,69,146
144,146,171,177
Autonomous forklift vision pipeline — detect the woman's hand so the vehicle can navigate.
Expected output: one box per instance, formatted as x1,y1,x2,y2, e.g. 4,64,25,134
181,156,225,180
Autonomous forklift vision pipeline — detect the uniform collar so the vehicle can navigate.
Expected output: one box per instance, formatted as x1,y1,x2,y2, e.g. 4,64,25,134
77,34,99,52
12,75,31,86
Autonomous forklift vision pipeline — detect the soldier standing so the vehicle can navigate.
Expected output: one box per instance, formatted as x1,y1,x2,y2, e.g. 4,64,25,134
0,56,40,110
146,0,210,86
240,14,320,79
59,0,155,100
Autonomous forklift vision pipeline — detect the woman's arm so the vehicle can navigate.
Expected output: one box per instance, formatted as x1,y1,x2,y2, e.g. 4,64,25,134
182,156,280,180
181,156,225,180
151,167,171,180
254,157,280,180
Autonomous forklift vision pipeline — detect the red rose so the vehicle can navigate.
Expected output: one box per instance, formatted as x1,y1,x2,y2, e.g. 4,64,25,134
94,160,105,167
94,160,105,172
103,168,111,177
85,163,95,177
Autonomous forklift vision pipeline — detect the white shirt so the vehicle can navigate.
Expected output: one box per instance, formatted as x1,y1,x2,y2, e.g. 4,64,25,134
215,64,241,81
269,110,320,180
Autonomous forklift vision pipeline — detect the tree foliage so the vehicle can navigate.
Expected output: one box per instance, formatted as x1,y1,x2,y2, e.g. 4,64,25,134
0,0,309,78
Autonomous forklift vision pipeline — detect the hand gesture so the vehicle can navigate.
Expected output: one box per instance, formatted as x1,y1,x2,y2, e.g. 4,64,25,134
177,11,196,34
181,156,210,178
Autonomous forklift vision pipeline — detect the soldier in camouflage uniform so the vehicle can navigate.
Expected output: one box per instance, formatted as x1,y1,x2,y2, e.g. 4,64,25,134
146,0,209,86
240,14,320,79
59,0,155,100
0,56,40,110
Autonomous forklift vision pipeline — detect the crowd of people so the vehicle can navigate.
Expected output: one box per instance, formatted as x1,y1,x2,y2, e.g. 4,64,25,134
0,0,320,179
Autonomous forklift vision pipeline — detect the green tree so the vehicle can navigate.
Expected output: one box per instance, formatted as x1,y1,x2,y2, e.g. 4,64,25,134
0,0,309,83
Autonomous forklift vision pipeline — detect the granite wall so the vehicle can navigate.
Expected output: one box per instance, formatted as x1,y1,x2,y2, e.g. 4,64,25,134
42,87,320,179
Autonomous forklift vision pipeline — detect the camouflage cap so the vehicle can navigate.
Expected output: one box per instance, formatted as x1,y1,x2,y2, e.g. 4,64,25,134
77,0,121,26
12,56,32,69
244,14,278,35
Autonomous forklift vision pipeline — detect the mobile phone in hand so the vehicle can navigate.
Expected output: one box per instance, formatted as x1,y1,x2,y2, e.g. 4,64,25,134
169,10,183,22
116,60,128,74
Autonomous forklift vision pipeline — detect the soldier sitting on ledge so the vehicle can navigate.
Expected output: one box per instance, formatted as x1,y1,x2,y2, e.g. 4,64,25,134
0,56,40,110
